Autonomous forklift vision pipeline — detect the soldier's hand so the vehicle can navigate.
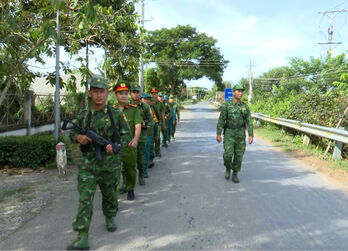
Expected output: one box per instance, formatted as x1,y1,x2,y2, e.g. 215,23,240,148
172,121,176,125
128,138,138,148
216,134,222,143
106,144,114,155
141,122,146,128
249,136,254,144
76,134,92,145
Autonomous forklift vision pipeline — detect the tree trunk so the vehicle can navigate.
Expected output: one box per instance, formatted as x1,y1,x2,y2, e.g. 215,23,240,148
0,38,45,108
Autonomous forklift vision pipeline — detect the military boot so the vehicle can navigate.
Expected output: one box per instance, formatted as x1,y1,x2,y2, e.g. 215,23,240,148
232,171,240,183
127,190,135,200
139,172,146,185
119,173,126,194
67,231,89,250
106,217,117,232
225,169,231,180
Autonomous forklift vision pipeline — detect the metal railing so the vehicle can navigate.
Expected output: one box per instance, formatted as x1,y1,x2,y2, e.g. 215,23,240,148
213,101,347,160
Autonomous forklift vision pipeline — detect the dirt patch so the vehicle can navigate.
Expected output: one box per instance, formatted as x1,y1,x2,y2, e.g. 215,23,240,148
0,166,77,241
255,132,348,193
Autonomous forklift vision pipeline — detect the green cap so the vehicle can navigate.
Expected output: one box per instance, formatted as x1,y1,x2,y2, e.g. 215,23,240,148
130,83,141,91
169,95,174,98
232,84,245,91
89,77,108,89
158,92,164,97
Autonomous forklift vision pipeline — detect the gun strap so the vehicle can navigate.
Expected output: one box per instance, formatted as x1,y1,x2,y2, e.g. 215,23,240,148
86,110,92,129
107,105,121,145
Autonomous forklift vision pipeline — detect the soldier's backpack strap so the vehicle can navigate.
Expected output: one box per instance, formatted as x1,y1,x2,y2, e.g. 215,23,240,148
107,105,121,145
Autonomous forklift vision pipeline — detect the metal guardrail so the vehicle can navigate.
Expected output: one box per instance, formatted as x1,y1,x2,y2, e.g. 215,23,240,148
213,101,346,159
213,101,347,144
251,113,348,144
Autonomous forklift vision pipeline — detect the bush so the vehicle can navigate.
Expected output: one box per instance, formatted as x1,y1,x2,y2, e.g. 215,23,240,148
0,135,68,169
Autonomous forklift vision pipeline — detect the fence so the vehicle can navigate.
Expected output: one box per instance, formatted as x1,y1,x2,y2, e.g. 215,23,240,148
0,91,85,135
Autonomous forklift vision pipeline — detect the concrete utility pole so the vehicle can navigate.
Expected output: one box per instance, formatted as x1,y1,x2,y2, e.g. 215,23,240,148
85,41,89,109
138,0,145,91
318,9,346,57
248,59,253,104
54,10,60,142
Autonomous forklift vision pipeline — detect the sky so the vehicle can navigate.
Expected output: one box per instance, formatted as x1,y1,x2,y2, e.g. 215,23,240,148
141,0,348,89
30,0,348,90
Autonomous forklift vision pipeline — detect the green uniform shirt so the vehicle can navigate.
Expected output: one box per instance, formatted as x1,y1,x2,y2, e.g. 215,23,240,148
164,101,173,120
154,100,164,123
122,104,143,138
70,105,131,160
137,101,155,141
173,102,180,121
217,100,254,137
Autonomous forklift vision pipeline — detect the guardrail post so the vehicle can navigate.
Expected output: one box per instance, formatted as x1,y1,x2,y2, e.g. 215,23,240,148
24,90,33,136
332,127,344,160
303,134,311,146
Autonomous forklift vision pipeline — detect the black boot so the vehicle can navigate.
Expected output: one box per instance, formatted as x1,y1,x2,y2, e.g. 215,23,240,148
127,190,135,200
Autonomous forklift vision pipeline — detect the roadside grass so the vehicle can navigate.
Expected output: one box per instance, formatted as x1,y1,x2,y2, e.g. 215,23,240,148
254,124,348,172
0,184,35,203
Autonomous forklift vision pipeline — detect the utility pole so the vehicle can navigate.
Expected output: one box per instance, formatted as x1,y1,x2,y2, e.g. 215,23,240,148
54,9,60,142
318,9,346,57
138,0,145,91
248,59,253,104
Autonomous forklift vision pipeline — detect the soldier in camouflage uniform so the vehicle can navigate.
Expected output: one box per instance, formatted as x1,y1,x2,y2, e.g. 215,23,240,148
169,95,179,140
216,84,254,183
150,88,165,157
67,77,131,250
163,95,173,146
148,95,160,168
130,84,155,184
114,83,142,200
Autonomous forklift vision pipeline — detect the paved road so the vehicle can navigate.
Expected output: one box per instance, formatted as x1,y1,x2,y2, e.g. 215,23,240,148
2,102,348,250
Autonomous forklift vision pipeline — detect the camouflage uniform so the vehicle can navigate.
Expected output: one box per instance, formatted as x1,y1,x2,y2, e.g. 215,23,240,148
149,97,160,166
153,96,164,155
172,99,180,139
217,98,253,174
163,96,173,145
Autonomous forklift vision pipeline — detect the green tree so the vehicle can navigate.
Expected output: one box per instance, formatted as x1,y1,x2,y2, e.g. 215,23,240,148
144,25,228,94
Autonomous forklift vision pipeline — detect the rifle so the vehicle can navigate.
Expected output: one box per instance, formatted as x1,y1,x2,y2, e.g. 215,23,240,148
62,119,121,161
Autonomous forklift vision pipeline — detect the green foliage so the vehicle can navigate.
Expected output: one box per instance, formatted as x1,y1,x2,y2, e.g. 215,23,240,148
0,135,68,169
144,25,228,95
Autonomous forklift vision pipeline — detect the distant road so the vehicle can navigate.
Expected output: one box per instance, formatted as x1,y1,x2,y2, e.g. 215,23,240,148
1,102,348,250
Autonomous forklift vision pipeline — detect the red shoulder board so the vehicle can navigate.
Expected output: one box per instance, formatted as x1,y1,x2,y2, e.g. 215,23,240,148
128,104,137,108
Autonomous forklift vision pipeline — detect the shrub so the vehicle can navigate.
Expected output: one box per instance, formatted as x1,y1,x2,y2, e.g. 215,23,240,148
0,135,68,169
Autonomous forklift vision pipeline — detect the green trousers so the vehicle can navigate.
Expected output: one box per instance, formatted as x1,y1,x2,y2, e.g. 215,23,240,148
72,158,119,232
223,129,246,172
121,145,137,192
137,141,146,173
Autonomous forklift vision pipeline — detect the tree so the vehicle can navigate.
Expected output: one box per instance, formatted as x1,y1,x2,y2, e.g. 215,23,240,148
144,25,228,94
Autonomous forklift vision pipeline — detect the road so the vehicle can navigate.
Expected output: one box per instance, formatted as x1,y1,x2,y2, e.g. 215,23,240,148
1,102,348,250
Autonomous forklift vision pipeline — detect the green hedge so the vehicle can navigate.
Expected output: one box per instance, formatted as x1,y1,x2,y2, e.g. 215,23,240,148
0,135,67,169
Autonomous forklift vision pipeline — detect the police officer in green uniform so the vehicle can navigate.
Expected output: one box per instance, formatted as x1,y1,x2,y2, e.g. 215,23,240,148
114,83,142,200
67,77,131,250
216,84,254,183
130,83,154,185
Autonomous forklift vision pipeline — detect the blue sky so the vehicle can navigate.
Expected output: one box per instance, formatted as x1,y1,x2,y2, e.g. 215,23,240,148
141,0,348,88
30,0,348,90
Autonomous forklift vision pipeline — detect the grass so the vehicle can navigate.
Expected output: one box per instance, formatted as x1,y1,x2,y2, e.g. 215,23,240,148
254,124,348,172
0,184,35,203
